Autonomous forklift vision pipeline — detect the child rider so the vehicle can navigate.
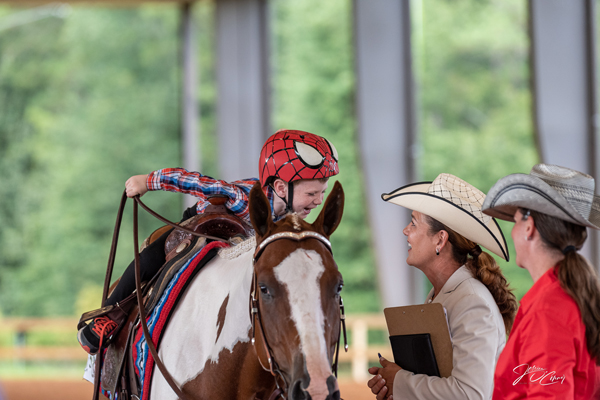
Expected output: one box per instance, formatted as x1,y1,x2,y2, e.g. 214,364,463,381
77,129,340,354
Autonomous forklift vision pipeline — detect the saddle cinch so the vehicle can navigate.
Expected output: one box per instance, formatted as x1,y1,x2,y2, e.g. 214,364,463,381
77,196,252,399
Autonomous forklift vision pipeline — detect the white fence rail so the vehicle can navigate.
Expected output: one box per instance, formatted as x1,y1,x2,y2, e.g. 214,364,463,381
0,314,390,382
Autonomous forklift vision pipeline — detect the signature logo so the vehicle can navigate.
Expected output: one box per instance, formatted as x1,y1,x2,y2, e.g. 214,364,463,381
513,364,565,386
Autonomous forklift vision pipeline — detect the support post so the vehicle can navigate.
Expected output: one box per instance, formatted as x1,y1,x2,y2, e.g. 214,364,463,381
351,319,368,382
353,0,423,307
180,2,200,209
529,0,599,266
215,0,270,181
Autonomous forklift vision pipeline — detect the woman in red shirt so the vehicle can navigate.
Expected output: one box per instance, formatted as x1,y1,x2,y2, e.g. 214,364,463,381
483,164,600,400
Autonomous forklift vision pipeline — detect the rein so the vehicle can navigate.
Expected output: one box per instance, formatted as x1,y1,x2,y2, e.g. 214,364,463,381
93,192,228,400
250,231,349,399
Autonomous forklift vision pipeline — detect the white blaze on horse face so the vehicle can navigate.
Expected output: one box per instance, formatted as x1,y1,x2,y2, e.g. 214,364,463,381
274,249,332,398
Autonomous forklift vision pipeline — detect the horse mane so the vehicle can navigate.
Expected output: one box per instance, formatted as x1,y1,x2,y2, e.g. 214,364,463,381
218,235,257,260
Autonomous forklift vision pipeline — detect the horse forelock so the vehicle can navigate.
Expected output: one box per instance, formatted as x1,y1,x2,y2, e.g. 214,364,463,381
272,213,313,234
289,213,302,231
272,247,336,398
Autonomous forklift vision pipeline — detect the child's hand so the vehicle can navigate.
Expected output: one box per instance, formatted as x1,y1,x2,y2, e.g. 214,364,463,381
126,174,149,198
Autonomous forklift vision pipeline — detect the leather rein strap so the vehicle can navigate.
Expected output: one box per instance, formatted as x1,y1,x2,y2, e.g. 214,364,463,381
93,192,128,400
93,192,229,400
134,196,228,243
250,231,348,399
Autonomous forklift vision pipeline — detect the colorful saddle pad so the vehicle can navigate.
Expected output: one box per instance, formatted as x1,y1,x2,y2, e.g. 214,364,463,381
125,240,229,400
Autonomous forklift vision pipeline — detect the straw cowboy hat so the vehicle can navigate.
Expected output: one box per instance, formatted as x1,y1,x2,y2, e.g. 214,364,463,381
382,173,509,261
482,163,600,230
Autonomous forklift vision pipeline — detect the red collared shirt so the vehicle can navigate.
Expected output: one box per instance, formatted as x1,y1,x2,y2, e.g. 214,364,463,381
493,267,598,400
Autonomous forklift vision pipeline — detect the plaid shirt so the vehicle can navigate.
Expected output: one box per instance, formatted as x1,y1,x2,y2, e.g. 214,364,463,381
147,168,280,224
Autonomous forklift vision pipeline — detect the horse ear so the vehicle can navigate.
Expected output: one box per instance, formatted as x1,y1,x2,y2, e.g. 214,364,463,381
249,181,274,239
313,180,344,237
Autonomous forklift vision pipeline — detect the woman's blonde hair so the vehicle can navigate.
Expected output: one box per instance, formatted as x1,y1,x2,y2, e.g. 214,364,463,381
523,209,600,362
425,216,518,335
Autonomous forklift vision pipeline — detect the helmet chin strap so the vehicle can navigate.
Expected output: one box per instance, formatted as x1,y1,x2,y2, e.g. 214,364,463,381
285,181,294,214
269,181,294,215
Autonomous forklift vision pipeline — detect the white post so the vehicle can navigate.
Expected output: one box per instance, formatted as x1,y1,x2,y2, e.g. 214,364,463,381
180,2,200,209
351,318,368,382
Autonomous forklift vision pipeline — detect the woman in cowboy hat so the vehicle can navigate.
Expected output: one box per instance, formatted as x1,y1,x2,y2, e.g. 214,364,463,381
482,164,600,400
368,173,517,400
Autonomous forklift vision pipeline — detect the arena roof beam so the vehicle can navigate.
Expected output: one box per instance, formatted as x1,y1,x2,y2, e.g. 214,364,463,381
353,0,423,309
529,0,599,266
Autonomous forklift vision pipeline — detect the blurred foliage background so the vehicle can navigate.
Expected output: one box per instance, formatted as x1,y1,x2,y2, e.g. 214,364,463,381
0,0,536,320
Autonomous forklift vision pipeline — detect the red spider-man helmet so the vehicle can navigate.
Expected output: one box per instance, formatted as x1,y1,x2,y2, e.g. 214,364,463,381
259,129,339,187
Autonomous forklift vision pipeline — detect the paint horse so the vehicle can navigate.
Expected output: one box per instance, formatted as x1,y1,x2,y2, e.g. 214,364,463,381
149,181,345,400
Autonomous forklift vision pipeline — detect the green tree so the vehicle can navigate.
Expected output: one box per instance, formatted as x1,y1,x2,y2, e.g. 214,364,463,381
0,9,67,314
415,0,536,298
0,6,185,315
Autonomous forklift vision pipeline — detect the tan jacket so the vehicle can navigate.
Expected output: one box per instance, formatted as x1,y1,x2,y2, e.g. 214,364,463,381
393,266,506,400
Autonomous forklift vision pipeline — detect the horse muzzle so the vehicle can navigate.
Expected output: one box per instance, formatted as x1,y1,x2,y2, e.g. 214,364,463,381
288,375,340,400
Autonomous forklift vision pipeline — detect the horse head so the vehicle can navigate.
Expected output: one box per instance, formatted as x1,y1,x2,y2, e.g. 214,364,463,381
249,181,345,400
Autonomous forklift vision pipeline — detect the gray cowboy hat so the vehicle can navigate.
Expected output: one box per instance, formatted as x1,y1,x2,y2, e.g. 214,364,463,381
482,163,600,230
382,173,509,261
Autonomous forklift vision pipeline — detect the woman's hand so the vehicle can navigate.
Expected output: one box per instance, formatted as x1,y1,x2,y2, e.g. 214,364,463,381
367,357,401,400
125,174,149,198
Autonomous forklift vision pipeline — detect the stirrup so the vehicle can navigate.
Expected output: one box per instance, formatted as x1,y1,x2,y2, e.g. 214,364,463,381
77,289,139,337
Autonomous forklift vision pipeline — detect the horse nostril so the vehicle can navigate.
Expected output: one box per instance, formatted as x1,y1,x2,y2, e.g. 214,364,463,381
326,391,340,400
289,379,310,400
326,375,340,398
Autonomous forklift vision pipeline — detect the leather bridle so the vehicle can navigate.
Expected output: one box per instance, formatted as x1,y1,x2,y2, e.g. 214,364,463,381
250,231,348,400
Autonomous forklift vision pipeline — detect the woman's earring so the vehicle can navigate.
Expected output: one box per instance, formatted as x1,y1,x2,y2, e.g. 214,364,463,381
436,248,440,255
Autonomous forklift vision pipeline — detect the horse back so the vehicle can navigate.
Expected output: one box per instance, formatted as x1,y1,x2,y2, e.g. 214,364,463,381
149,244,261,400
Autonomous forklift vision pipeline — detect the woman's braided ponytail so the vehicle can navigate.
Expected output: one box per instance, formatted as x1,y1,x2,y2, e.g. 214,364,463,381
426,216,518,335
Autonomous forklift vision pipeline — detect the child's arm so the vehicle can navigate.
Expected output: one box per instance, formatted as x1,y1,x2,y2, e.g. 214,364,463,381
146,168,250,199
125,174,149,198
139,168,259,222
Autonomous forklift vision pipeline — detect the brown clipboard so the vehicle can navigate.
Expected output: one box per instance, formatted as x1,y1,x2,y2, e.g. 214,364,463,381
383,303,453,378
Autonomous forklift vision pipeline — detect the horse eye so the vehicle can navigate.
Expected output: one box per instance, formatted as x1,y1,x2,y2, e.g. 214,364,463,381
336,283,343,295
259,284,271,297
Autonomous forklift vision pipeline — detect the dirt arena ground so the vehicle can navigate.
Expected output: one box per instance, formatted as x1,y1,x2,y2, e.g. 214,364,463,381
0,379,373,400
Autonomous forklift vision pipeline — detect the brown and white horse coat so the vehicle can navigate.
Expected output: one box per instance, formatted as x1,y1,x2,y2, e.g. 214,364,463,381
150,181,345,400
